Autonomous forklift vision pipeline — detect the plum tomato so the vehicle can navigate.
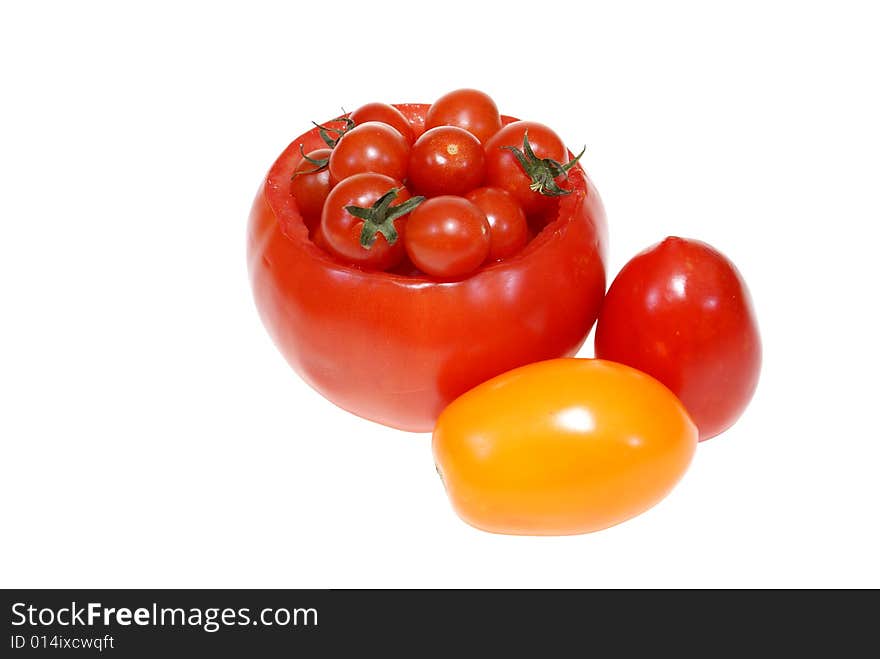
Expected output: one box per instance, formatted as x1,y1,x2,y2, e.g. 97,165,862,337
321,172,423,271
350,102,415,144
484,121,581,216
328,121,410,182
424,88,502,144
433,358,698,535
595,237,761,441
289,147,333,231
464,187,528,261
407,126,486,198
404,196,490,279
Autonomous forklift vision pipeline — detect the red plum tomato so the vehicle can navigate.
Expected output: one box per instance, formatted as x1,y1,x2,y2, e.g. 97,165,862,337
595,237,761,441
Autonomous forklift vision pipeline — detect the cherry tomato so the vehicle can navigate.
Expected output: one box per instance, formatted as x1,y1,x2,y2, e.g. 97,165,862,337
309,216,331,252
433,358,698,535
248,104,608,431
484,121,576,216
350,102,415,144
289,147,333,231
595,237,761,441
407,126,486,198
404,196,490,279
321,172,421,271
328,121,410,182
464,187,528,261
425,88,502,144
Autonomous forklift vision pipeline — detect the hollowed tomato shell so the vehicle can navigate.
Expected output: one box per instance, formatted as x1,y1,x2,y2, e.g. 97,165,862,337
247,105,608,432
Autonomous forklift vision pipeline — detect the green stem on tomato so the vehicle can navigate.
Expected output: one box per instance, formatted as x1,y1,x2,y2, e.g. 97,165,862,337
345,188,425,249
312,114,355,149
291,144,329,180
502,130,586,197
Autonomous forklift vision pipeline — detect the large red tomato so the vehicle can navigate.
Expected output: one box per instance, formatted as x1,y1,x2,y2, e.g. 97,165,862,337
595,237,761,441
464,187,528,261
247,105,607,431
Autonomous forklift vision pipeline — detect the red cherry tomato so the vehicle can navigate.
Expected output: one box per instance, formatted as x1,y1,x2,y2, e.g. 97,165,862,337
407,126,486,198
404,196,490,279
484,121,574,216
321,172,420,271
289,148,333,231
425,89,502,144
350,102,415,144
464,187,528,261
595,237,761,441
328,121,409,182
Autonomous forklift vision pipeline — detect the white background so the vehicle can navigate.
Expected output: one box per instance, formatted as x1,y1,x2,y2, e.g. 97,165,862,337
2,1,878,588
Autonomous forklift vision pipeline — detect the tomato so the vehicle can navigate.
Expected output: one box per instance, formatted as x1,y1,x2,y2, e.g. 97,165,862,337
424,88,502,144
309,216,331,252
484,121,580,216
289,147,333,231
406,126,486,198
433,358,698,535
595,237,761,441
350,102,415,144
404,196,490,279
464,187,528,261
247,104,607,431
328,121,409,182
320,172,422,271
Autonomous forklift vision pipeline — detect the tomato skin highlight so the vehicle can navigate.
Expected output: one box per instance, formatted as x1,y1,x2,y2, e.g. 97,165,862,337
320,172,412,271
404,196,490,279
328,121,410,182
350,102,415,144
464,187,528,261
425,88,502,144
433,358,698,536
595,237,761,441
407,126,486,198
247,105,607,431
484,121,571,215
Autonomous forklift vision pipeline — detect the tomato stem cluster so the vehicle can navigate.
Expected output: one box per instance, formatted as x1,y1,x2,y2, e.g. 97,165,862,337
502,131,585,197
292,94,586,274
292,113,355,180
291,144,330,179
314,115,354,148
345,188,425,249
